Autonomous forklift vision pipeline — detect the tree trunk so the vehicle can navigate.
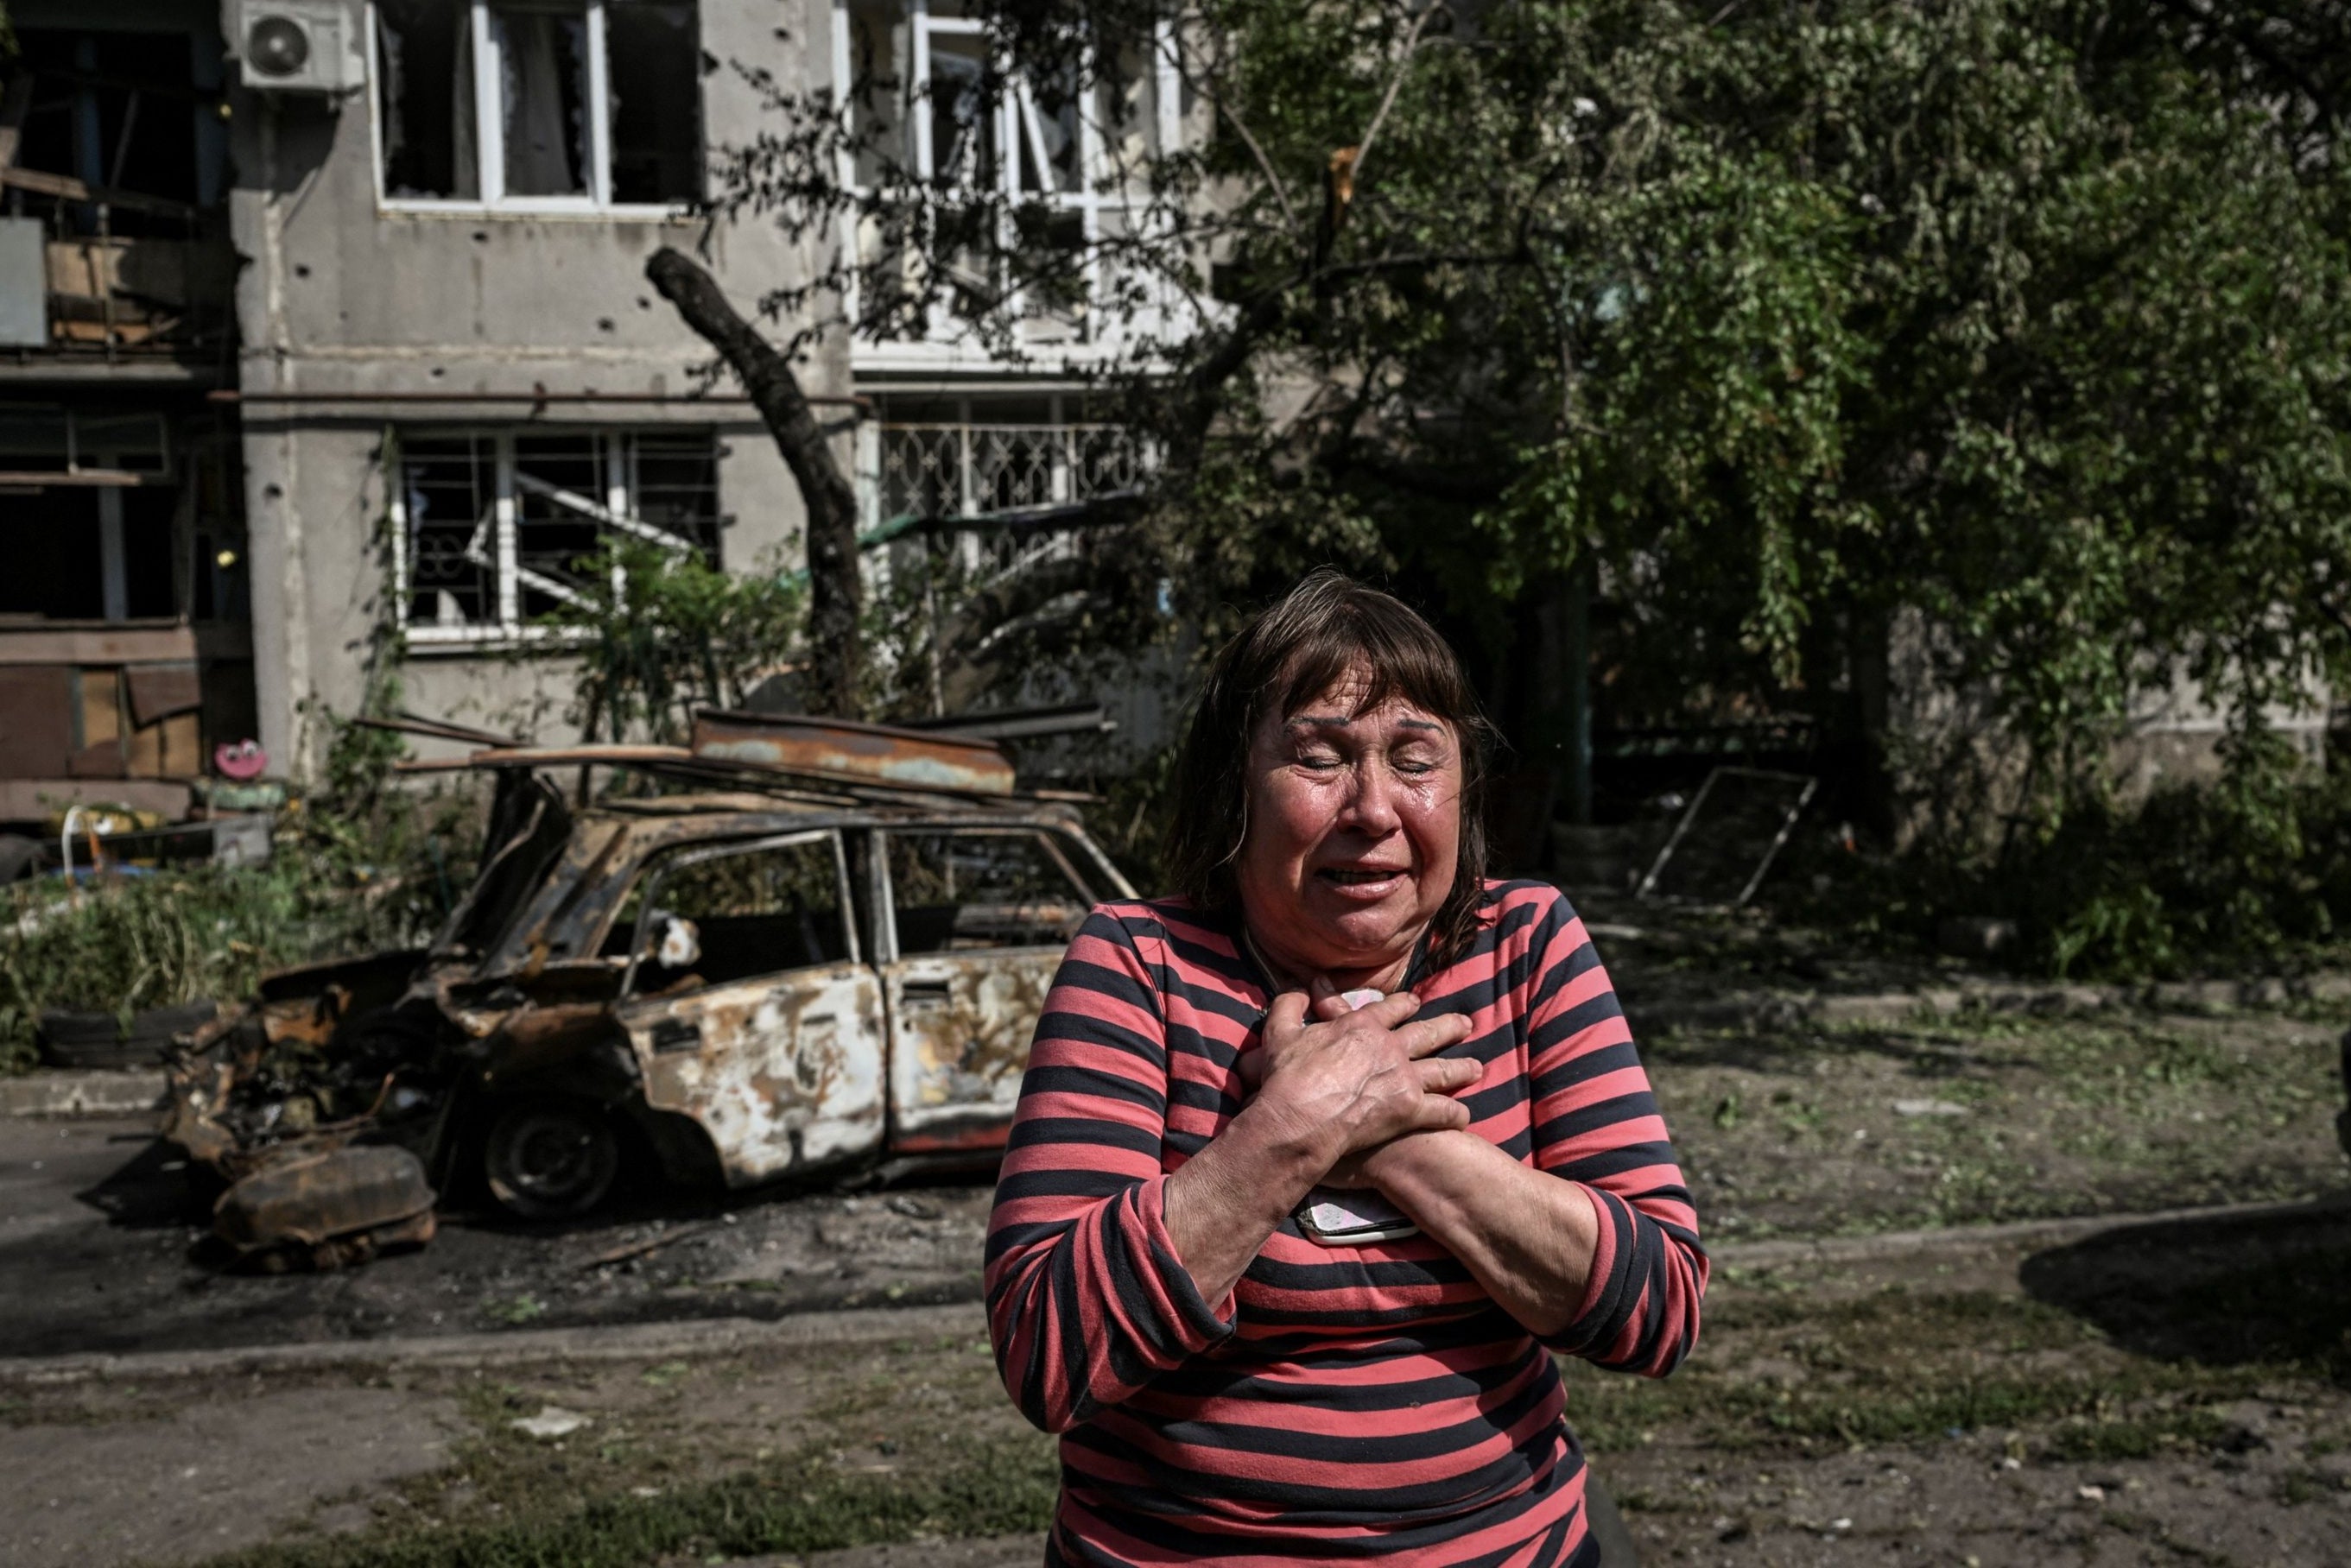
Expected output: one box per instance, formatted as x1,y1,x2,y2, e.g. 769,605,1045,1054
645,246,863,718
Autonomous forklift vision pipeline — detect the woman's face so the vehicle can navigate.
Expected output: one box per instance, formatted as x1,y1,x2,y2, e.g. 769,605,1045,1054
1233,667,1463,980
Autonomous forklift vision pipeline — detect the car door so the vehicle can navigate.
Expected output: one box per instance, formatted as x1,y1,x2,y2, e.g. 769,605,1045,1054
878,826,1096,1154
611,830,885,1185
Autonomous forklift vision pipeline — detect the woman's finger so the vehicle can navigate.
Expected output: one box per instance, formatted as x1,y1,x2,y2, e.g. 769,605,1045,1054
1404,1093,1473,1133
1307,975,1354,1022
1416,1056,1482,1094
1359,989,1424,1027
1236,1048,1267,1089
1397,1013,1474,1058
1263,989,1310,1037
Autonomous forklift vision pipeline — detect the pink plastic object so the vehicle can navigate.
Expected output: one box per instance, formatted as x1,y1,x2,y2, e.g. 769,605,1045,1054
214,739,268,781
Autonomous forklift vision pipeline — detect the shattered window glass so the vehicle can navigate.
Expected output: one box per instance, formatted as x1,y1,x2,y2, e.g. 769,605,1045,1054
887,831,1091,953
373,1,698,208
511,432,606,617
630,836,850,992
606,2,699,204
375,0,478,199
398,434,497,629
396,428,718,636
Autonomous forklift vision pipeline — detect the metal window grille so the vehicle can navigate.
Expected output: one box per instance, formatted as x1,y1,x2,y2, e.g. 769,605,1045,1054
878,420,1143,576
390,428,719,643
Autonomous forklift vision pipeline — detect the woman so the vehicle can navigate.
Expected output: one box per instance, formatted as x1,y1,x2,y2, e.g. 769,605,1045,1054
986,572,1705,1565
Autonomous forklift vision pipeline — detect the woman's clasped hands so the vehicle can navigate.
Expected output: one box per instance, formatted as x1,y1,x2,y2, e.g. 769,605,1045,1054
1238,976,1479,1187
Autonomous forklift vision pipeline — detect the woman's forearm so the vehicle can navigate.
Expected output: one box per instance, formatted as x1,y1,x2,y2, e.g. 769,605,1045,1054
1162,1100,1334,1307
1363,1131,1600,1338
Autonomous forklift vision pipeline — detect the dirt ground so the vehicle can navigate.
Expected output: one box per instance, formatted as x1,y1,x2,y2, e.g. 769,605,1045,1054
6,1205,2349,1568
3,956,2348,1565
3,982,2341,1357
0,1114,998,1356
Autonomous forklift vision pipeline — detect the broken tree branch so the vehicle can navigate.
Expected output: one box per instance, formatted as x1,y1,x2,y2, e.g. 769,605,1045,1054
647,246,864,718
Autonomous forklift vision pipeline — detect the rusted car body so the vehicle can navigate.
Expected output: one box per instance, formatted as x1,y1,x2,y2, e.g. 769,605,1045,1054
163,713,1133,1254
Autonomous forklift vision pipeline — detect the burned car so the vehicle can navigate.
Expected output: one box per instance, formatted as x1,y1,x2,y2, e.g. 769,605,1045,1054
164,712,1134,1264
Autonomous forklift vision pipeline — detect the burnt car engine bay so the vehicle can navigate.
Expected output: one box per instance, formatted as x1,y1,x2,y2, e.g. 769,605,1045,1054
162,713,1134,1268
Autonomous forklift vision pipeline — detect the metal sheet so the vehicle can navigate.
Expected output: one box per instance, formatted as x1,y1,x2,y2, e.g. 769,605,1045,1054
691,711,1016,796
618,963,887,1184
883,950,1057,1151
0,218,43,348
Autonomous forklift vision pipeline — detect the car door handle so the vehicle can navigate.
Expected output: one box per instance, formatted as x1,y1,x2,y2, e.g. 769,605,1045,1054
898,981,952,1008
650,1017,701,1053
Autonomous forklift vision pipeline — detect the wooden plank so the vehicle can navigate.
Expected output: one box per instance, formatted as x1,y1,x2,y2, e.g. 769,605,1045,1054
0,166,199,220
0,666,73,778
0,624,197,665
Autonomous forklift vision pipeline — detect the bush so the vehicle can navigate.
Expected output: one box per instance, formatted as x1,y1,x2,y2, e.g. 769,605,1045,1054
0,723,485,1073
1778,760,2351,981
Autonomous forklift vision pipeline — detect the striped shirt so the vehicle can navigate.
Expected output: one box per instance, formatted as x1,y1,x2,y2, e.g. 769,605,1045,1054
985,881,1707,1566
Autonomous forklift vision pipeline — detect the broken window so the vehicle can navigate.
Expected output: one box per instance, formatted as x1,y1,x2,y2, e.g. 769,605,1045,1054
371,1,699,208
628,835,852,993
391,428,720,642
9,28,226,233
885,830,1092,953
372,0,477,199
0,404,180,623
831,1,1183,345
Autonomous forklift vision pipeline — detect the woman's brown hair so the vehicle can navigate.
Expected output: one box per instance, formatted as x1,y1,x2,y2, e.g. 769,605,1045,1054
1163,569,1494,966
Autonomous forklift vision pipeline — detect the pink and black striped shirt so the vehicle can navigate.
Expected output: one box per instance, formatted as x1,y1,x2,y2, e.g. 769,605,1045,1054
985,881,1707,1566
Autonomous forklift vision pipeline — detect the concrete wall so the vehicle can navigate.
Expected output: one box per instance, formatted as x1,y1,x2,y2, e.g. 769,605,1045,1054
225,0,852,775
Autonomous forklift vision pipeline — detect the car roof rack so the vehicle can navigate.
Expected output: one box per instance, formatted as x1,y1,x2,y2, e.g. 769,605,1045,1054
389,711,1099,807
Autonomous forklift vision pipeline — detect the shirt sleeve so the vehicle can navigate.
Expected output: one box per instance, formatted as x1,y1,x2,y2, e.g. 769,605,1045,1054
983,907,1235,1434
1520,890,1708,1375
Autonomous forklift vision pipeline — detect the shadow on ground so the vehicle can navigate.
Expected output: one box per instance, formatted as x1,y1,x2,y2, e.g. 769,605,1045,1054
2019,1200,2351,1374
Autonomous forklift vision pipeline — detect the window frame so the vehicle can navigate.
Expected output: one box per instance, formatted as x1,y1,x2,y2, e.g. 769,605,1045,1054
873,824,1099,959
620,829,861,998
365,0,702,218
387,426,719,648
830,0,1184,351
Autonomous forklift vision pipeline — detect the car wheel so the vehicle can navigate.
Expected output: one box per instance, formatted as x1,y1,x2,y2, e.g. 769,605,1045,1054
483,1102,619,1220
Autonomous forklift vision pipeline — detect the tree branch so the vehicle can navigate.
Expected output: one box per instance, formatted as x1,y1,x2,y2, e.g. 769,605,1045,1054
1349,3,1441,197
647,246,865,718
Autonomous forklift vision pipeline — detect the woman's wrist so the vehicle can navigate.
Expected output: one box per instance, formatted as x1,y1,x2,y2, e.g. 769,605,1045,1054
1227,1094,1347,1201
1358,1128,1476,1206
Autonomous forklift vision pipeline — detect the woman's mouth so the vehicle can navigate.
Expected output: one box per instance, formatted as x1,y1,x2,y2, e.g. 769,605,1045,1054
1315,865,1408,894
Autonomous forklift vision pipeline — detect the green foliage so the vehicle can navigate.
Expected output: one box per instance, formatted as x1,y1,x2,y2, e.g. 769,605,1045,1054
535,538,804,743
0,717,483,1072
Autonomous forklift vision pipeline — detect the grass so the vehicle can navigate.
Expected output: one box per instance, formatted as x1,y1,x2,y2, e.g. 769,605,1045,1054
1651,1005,2348,1240
1559,1274,2350,1460
194,1434,1059,1568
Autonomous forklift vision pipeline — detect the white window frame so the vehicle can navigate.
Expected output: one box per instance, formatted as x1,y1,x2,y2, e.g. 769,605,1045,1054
831,0,1183,351
389,429,709,648
366,0,697,218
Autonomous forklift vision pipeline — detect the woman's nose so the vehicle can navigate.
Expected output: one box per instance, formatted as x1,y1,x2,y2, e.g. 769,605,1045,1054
1341,762,1404,833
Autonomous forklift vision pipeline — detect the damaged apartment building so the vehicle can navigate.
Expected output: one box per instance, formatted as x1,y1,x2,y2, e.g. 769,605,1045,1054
0,0,1171,830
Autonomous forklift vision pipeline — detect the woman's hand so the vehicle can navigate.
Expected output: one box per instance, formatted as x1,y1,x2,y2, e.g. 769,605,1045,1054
1239,983,1479,1180
1163,977,1473,1308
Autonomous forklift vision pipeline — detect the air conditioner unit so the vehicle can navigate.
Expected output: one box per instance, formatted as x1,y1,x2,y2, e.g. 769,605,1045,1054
228,1,363,93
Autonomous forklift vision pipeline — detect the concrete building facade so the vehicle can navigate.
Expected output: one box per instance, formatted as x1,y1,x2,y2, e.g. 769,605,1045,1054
0,0,1168,820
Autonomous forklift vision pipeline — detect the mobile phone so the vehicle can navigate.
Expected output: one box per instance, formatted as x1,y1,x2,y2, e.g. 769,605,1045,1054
1296,1188,1420,1245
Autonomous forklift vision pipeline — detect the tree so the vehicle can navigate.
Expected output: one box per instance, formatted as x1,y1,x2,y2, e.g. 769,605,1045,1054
702,0,2351,849
645,247,864,719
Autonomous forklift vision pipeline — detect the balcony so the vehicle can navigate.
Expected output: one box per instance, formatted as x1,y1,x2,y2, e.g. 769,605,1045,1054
0,176,235,369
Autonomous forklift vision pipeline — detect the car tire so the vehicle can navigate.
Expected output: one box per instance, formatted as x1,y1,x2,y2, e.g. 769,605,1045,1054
483,1101,620,1220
